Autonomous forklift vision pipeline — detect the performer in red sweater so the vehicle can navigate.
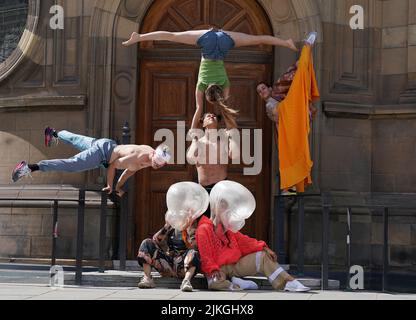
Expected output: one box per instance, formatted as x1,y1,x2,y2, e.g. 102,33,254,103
196,180,310,292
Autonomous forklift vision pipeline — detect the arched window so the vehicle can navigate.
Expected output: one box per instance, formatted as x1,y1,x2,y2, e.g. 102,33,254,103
0,0,28,63
0,0,39,82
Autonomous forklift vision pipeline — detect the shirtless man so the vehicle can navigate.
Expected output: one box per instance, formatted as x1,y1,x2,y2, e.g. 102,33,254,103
11,127,171,196
186,113,239,214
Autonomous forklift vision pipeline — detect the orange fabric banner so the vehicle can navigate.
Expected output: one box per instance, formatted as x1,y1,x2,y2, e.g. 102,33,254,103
277,45,320,192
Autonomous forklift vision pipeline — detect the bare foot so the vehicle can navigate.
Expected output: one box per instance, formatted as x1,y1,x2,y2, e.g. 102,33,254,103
122,32,140,46
286,39,298,52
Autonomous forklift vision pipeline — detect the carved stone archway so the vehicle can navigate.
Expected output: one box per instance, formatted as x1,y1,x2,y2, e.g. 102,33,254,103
0,0,41,82
88,0,322,139
88,0,323,255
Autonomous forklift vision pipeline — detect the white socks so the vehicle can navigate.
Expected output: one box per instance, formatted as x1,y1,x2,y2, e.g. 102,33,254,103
305,31,318,46
231,277,259,290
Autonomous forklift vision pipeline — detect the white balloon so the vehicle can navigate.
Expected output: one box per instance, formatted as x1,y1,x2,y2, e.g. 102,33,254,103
166,182,210,231
210,181,256,232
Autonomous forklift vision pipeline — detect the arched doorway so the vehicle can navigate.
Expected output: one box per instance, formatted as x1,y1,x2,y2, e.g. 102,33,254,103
134,0,274,247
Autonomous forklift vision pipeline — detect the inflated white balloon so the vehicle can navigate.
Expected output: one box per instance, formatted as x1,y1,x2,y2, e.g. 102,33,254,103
210,181,256,232
165,182,209,231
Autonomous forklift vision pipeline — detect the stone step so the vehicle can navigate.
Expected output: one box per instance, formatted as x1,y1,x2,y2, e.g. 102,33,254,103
112,260,291,272
65,270,340,290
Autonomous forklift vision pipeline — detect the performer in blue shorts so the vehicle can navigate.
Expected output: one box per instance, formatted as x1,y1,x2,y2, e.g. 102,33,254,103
123,28,298,130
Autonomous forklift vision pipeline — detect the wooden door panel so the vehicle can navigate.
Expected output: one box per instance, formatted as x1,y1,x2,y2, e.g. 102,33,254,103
153,77,189,119
136,60,198,242
142,61,198,121
227,64,267,126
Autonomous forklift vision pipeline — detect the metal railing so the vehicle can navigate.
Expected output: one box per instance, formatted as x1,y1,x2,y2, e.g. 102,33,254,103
275,191,416,292
274,193,321,275
0,177,133,284
0,188,111,285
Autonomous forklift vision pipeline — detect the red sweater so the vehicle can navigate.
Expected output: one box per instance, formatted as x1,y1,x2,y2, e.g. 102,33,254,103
196,216,267,276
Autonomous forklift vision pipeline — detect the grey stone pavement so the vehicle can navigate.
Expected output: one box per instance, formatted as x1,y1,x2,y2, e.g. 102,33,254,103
0,265,415,300
0,282,416,300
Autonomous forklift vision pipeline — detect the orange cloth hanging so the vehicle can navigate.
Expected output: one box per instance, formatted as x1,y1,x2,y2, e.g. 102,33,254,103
277,45,320,193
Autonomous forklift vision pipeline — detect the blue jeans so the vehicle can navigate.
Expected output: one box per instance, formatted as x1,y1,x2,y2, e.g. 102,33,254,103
38,131,117,173
197,29,235,60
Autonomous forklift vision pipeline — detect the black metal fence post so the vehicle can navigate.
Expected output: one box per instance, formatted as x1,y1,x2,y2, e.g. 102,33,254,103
119,196,128,271
382,207,389,292
122,122,131,145
51,200,59,267
346,207,352,290
274,195,287,264
75,189,86,285
321,192,330,290
118,122,131,271
297,195,305,276
99,191,107,273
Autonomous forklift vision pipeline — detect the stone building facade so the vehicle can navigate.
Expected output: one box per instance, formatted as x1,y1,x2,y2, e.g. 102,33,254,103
0,0,415,275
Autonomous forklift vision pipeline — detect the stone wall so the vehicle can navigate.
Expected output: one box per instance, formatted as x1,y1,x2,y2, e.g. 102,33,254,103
0,204,117,259
319,0,416,193
0,186,118,260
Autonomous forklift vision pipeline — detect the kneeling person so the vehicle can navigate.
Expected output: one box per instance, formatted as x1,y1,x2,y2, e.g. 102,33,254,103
196,181,311,292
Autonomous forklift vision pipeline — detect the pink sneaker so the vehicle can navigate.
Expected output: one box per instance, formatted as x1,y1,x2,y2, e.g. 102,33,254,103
44,127,59,147
11,161,32,183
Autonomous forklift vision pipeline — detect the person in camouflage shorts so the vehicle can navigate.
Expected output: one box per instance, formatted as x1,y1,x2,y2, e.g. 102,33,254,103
137,220,201,292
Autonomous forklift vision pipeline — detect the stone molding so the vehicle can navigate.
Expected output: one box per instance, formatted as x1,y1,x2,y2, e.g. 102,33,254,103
324,101,416,119
0,95,86,111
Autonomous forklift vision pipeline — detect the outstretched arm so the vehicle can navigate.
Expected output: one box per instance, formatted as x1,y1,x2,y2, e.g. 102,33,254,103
234,232,267,257
115,169,136,197
188,90,205,164
191,89,204,130
103,162,117,194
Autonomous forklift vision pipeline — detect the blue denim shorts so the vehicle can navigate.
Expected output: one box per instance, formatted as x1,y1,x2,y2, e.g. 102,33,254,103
197,29,235,60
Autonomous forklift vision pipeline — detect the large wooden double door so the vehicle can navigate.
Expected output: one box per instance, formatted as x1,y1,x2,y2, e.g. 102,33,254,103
135,0,274,250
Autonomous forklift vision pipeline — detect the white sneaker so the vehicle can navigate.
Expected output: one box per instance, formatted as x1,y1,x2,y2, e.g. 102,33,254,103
284,280,311,292
180,279,193,292
231,277,259,290
138,276,156,289
305,31,318,46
